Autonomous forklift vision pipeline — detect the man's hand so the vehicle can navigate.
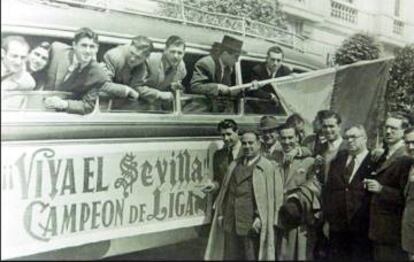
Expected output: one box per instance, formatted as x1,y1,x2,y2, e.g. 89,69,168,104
200,180,217,193
44,96,68,111
125,87,139,101
158,91,174,101
217,84,230,96
249,80,261,91
314,155,326,166
252,217,262,234
364,179,383,193
270,93,279,106
170,82,184,91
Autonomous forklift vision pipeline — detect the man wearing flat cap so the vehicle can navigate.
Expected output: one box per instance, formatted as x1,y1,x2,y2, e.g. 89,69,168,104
258,115,283,158
190,35,245,113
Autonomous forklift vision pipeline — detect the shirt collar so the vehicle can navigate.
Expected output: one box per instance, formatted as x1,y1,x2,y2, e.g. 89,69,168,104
218,57,233,73
329,136,343,151
161,55,173,72
350,148,369,163
232,140,241,159
244,154,261,167
387,140,405,158
266,65,276,78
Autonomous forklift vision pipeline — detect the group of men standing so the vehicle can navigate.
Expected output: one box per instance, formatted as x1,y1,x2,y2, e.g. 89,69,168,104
202,111,414,261
2,28,291,115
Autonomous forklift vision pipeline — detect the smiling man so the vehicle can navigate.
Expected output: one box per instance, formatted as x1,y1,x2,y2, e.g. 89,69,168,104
272,123,321,260
202,119,242,196
44,27,138,114
139,35,187,111
1,35,35,90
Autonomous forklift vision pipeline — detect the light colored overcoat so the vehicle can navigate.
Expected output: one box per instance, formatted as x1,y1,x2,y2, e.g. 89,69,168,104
204,156,284,260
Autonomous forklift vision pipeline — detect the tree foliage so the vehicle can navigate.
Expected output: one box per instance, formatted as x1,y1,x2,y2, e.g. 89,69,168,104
385,44,414,117
334,33,382,65
159,0,288,29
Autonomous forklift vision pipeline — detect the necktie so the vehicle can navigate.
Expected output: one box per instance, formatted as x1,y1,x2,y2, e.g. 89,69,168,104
63,62,80,82
227,148,233,163
344,156,356,183
221,66,232,86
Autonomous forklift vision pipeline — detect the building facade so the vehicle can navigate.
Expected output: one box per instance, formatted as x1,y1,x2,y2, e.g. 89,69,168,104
280,0,414,64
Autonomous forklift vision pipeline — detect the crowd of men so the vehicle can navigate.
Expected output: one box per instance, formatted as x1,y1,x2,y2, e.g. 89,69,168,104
3,27,413,261
202,112,414,261
1,27,290,114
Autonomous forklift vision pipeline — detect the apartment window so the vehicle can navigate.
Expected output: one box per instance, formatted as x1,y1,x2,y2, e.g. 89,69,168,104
394,0,401,17
294,21,304,35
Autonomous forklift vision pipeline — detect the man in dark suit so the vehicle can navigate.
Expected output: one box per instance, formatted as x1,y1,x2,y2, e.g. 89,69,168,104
324,124,378,260
245,46,291,114
43,27,138,114
365,113,410,260
189,35,244,113
402,127,414,260
201,119,242,198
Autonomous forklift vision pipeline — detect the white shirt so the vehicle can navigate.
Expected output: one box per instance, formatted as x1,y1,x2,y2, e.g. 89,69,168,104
231,140,241,160
328,136,343,152
386,140,405,159
346,149,369,183
244,154,261,167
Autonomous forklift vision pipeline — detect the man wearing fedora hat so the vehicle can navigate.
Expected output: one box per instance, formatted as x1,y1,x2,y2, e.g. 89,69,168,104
258,115,283,158
190,35,245,113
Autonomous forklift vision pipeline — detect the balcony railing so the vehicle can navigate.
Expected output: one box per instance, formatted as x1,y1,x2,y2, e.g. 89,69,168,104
41,0,305,52
393,18,404,35
330,0,358,24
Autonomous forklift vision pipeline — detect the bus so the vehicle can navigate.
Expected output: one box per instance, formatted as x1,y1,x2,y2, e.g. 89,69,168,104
1,0,326,259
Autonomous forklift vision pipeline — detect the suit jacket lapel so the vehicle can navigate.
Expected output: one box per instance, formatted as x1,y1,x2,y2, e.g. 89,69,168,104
376,146,407,174
57,49,73,88
349,154,372,185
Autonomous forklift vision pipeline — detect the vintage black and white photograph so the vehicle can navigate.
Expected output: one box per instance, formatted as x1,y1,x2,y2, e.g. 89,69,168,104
1,0,414,260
